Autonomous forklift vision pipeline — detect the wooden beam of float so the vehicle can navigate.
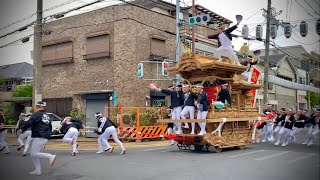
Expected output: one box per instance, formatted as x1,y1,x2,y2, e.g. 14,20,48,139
167,54,248,75
158,117,267,123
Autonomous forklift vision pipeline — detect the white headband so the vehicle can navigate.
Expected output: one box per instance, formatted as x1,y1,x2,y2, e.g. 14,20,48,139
36,102,46,107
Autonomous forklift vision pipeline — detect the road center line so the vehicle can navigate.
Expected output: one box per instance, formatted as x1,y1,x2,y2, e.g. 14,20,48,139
254,151,289,161
229,150,265,158
288,154,315,164
142,147,171,152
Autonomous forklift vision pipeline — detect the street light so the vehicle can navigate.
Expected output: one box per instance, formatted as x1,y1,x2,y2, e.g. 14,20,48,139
307,68,320,113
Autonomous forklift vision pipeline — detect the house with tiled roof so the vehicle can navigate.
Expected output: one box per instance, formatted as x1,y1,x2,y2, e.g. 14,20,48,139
0,62,32,93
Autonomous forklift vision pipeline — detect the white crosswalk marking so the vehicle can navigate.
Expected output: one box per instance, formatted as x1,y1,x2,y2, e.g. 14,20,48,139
288,153,315,164
229,150,265,158
254,151,289,161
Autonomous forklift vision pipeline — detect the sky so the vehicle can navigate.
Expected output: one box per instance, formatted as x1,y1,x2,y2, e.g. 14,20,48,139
0,0,319,66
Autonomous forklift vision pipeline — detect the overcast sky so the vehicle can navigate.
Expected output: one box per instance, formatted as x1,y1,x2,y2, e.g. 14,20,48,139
0,0,319,66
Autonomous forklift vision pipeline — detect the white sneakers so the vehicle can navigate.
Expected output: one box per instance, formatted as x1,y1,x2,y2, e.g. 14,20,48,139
30,155,56,175
96,151,104,154
307,142,313,147
274,141,280,146
29,170,41,176
198,130,206,136
170,140,176,146
183,124,189,129
176,129,183,135
262,139,267,143
121,149,126,155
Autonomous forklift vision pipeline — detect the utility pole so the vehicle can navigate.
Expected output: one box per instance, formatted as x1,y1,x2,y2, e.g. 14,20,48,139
191,0,195,53
263,0,271,106
175,0,181,85
33,0,43,106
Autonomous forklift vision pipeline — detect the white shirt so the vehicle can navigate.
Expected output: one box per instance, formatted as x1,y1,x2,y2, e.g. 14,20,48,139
218,33,232,47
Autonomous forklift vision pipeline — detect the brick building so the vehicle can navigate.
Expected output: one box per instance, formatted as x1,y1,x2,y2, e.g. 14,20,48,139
41,4,178,126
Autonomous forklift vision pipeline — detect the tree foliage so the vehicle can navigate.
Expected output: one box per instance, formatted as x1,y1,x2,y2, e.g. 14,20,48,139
305,92,320,108
12,84,33,97
0,75,5,85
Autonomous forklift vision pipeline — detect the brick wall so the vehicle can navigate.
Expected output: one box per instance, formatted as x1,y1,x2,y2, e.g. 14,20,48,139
42,5,176,107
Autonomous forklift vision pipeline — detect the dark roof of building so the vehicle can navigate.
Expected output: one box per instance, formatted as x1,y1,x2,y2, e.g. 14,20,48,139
259,54,287,67
0,62,33,79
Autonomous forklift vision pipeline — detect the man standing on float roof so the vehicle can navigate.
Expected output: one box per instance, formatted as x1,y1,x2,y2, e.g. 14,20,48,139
208,17,241,65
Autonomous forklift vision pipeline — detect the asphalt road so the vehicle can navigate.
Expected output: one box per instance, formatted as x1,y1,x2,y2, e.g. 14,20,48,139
1,133,319,180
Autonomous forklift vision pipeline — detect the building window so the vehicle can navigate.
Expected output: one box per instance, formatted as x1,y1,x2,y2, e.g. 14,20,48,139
150,38,166,60
42,41,73,65
299,77,306,84
84,34,110,60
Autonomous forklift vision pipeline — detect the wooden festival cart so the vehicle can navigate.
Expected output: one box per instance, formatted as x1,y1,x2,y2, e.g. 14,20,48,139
158,53,266,152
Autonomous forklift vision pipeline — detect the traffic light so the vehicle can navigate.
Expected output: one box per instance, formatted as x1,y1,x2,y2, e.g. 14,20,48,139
162,61,168,76
137,63,143,78
188,14,211,25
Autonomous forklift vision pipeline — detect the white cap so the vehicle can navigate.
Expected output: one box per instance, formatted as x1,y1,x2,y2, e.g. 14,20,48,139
196,85,204,88
182,84,190,88
222,83,228,86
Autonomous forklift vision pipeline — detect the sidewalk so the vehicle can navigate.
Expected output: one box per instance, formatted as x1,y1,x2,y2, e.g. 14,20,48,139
5,133,170,150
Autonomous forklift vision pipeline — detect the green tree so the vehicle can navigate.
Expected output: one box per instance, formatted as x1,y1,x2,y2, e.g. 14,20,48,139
0,75,5,85
305,92,320,108
12,84,32,97
4,102,15,125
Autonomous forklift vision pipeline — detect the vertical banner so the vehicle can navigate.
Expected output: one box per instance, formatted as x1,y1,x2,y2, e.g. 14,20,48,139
250,68,261,107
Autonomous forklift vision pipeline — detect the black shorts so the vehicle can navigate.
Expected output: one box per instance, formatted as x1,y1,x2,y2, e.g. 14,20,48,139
168,123,174,128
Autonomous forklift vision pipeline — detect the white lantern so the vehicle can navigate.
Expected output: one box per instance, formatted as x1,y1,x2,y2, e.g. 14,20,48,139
256,24,263,40
300,21,308,37
316,19,320,35
270,25,277,39
242,25,249,39
284,23,292,38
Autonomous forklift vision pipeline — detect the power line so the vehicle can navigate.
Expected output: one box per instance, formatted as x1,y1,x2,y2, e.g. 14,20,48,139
0,0,107,40
0,0,81,32
0,34,34,48
235,31,315,69
314,0,320,6
0,14,36,32
304,0,320,16
294,0,317,19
